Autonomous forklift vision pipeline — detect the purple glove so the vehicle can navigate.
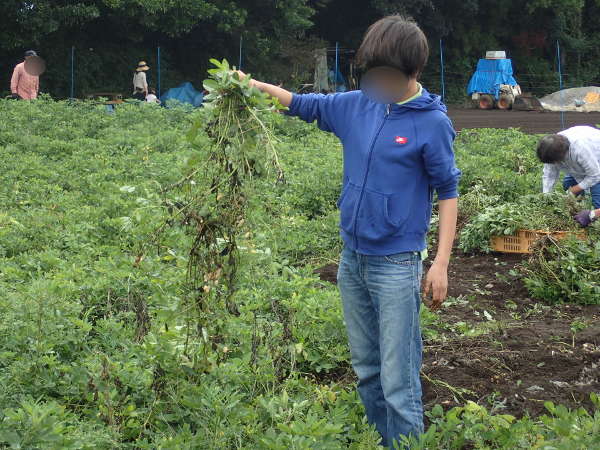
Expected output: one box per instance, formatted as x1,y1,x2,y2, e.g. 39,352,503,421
573,210,595,228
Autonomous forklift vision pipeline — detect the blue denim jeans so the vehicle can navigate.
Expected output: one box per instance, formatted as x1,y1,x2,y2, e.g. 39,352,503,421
563,174,600,209
337,246,424,448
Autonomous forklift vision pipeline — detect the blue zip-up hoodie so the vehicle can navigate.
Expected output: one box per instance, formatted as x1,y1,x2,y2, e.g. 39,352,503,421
287,88,461,255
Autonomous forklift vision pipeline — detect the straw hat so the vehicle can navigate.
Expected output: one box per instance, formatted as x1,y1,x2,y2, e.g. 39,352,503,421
136,61,150,72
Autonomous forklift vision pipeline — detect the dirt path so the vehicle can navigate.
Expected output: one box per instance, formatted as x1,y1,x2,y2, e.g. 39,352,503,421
447,108,600,134
315,251,600,419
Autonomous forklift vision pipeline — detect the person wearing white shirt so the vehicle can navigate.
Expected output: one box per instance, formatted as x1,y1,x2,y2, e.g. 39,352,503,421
133,61,149,96
145,88,160,104
537,125,600,227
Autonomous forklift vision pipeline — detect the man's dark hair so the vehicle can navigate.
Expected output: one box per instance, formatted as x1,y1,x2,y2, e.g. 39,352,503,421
356,15,429,78
537,134,570,163
24,50,37,58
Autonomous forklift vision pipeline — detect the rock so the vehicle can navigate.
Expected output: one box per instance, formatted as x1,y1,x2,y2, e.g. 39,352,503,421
525,385,545,392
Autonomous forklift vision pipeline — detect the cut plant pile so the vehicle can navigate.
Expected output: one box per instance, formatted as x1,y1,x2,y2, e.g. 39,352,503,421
459,192,591,253
523,238,600,304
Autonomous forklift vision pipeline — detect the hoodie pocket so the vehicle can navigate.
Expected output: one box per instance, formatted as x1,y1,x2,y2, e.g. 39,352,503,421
338,183,361,234
355,189,407,240
383,192,414,230
339,185,414,240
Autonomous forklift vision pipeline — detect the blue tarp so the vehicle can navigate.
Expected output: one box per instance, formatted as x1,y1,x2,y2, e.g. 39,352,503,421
328,69,347,92
467,59,518,99
161,82,204,107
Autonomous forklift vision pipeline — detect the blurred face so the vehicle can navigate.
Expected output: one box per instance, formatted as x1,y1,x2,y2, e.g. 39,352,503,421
23,55,45,76
360,66,411,104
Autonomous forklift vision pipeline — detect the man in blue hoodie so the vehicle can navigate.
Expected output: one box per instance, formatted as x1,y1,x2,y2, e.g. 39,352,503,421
238,16,460,448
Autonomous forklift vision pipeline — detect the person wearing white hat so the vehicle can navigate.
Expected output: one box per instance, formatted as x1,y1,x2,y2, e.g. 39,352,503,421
133,61,149,97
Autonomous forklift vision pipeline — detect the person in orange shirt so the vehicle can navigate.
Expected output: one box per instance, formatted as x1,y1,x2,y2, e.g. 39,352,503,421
11,50,40,100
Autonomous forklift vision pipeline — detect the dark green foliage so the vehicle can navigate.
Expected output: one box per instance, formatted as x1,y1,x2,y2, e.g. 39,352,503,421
0,0,316,98
4,1,600,100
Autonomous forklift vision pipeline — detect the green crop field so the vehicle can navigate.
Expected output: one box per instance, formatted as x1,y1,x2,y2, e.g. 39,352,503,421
0,88,599,448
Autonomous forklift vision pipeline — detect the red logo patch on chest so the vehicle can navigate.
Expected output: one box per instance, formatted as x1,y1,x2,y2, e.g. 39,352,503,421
395,136,408,145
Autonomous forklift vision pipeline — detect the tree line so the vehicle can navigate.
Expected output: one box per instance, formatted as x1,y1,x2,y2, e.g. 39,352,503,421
2,0,599,100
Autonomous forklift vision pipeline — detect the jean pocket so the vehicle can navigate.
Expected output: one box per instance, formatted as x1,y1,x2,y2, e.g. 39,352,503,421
384,252,417,265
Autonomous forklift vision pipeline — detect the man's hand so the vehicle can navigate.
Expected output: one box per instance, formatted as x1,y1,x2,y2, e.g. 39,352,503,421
423,260,448,311
569,185,584,195
574,209,596,228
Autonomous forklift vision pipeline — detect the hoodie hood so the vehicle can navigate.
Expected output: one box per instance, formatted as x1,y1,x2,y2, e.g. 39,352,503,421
391,88,447,113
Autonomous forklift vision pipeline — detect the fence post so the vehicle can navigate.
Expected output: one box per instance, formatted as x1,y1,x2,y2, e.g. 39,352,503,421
70,46,75,99
556,40,565,130
334,42,339,93
239,35,243,70
439,39,446,101
157,46,161,99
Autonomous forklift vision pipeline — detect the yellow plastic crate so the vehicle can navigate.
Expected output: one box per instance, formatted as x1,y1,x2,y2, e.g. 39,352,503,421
490,229,586,254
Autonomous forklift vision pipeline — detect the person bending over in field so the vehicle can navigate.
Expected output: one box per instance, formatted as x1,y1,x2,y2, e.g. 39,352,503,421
146,88,161,104
237,15,460,448
537,126,600,227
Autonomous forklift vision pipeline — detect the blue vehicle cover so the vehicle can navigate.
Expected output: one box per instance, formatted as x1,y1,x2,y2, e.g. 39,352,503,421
161,82,204,107
328,69,347,92
467,59,518,99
